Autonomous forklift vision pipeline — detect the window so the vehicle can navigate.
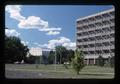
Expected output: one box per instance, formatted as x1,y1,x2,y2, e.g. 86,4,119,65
95,15,102,20
103,50,109,53
110,41,114,45
95,22,102,26
89,44,94,47
89,37,95,41
96,50,102,54
89,51,94,54
77,20,83,24
88,17,95,22
102,20,110,25
109,11,114,16
111,49,114,52
110,18,114,23
110,33,114,38
103,42,109,46
110,26,114,30
102,13,110,18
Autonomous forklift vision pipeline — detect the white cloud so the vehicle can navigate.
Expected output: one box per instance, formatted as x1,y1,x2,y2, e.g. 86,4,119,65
21,40,29,46
34,42,39,45
39,27,61,31
38,44,48,48
18,16,48,29
46,31,60,35
18,16,61,35
5,29,20,37
34,37,76,50
5,5,25,21
6,5,61,36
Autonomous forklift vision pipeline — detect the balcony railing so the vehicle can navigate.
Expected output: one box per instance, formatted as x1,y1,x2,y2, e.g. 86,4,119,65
77,23,114,33
77,16,114,27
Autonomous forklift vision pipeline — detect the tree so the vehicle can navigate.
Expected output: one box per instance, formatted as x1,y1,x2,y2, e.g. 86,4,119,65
97,55,105,67
25,54,36,64
48,51,55,64
5,36,29,63
67,49,75,62
71,49,84,75
42,55,48,65
55,46,67,64
110,56,114,67
19,44,29,63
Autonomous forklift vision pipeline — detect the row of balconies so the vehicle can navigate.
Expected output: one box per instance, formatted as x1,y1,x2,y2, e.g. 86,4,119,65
79,45,114,51
77,42,114,49
77,24,114,35
77,38,114,45
77,44,114,49
77,37,114,44
77,24,114,34
77,21,114,30
83,52,114,56
83,31,113,37
82,48,114,54
77,15,114,27
82,49,115,53
83,53,115,57
77,10,114,26
77,32,114,40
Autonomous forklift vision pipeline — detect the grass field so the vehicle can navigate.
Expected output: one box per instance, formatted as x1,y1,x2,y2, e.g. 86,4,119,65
5,64,114,79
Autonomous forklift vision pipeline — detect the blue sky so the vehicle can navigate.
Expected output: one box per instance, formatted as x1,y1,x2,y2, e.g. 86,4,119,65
5,5,114,50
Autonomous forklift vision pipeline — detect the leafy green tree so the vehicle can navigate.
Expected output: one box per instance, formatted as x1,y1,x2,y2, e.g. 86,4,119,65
97,55,105,67
55,46,67,64
67,49,75,62
47,51,55,64
71,49,84,75
25,54,36,64
5,36,29,63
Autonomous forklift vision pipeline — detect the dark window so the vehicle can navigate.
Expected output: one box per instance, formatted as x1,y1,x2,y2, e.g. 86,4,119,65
109,11,114,16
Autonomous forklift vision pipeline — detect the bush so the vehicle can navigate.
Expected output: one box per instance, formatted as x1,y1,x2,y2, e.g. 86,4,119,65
97,55,105,67
110,56,114,67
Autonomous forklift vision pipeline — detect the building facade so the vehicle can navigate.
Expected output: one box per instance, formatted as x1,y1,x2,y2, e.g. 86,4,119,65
76,8,115,65
27,47,50,64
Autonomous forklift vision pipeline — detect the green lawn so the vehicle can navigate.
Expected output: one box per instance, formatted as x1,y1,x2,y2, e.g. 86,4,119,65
5,64,114,79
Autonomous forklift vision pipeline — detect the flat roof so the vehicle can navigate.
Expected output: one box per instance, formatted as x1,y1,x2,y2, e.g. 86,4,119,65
76,8,114,22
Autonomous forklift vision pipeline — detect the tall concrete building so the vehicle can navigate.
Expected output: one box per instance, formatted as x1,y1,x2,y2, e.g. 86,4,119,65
76,8,115,65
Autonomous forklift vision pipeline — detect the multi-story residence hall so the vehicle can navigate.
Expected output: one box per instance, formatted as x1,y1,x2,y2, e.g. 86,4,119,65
76,8,115,65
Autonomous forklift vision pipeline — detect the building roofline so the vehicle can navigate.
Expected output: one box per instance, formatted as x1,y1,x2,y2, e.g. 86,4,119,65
76,8,114,21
